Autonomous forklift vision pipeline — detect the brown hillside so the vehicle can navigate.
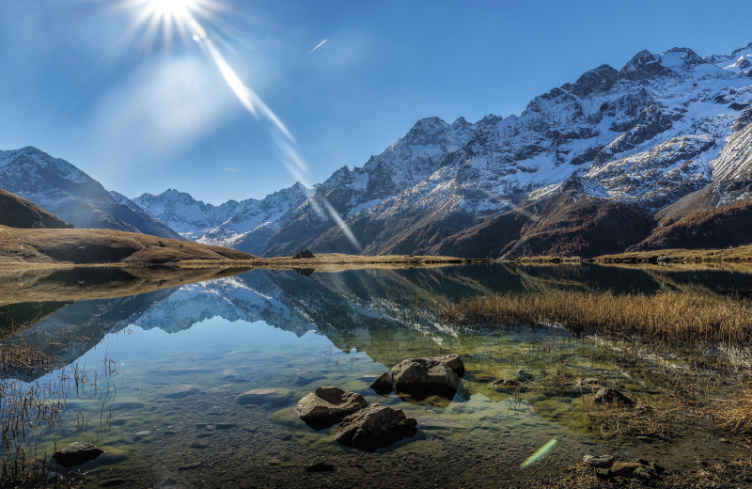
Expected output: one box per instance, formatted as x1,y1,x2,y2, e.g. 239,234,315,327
0,226,254,266
433,179,655,259
631,199,752,251
0,188,71,228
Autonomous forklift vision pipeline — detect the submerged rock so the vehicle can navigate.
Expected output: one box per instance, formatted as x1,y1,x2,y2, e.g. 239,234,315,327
335,404,418,451
165,384,199,399
493,369,536,392
236,388,287,406
53,442,103,467
576,377,602,394
593,387,635,407
296,386,368,429
583,454,615,468
608,460,661,480
372,354,465,398
305,462,336,473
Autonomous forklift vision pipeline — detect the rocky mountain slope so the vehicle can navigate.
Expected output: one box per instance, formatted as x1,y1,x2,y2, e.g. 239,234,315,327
0,188,71,229
134,184,308,254
0,147,182,239
131,42,752,257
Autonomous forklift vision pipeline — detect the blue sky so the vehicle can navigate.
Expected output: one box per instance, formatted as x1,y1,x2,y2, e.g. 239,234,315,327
1,0,751,204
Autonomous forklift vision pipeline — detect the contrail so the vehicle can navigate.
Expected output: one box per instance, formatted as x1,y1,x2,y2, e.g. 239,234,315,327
185,19,361,251
311,39,328,53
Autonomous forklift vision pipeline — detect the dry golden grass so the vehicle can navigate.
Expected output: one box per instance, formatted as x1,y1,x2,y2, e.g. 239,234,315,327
716,388,752,435
443,289,752,345
595,244,752,264
0,225,253,267
506,255,583,265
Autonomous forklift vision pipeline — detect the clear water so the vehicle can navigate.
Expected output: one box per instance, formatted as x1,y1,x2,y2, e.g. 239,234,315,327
1,265,751,488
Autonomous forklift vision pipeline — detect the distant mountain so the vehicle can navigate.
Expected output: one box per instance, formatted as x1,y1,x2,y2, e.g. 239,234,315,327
0,147,182,239
0,188,71,229
135,43,752,257
133,183,308,254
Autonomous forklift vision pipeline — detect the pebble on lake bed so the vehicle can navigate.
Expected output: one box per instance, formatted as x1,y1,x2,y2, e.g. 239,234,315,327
52,442,103,467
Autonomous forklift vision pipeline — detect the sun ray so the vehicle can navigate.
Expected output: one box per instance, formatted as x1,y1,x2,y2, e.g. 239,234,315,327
119,0,363,251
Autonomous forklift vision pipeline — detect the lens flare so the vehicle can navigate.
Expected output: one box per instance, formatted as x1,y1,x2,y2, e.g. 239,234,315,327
122,0,362,251
521,438,558,468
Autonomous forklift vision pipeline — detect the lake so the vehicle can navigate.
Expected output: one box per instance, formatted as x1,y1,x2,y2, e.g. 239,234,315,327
1,264,752,488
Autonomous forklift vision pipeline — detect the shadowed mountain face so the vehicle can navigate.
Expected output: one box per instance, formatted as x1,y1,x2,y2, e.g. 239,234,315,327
5,264,749,381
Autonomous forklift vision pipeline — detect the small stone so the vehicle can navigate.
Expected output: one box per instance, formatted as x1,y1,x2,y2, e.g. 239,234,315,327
515,369,534,383
305,462,336,473
576,378,602,394
165,384,199,399
593,388,635,407
236,388,285,405
583,454,614,468
610,461,641,476
53,442,103,467
134,430,152,440
296,386,368,429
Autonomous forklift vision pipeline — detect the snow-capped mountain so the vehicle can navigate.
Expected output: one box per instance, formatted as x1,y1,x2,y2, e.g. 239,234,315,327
133,183,308,253
0,147,182,239
130,42,752,257
263,43,752,256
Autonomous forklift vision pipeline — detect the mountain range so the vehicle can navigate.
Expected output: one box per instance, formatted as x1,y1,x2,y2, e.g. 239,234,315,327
4,42,752,258
0,147,181,239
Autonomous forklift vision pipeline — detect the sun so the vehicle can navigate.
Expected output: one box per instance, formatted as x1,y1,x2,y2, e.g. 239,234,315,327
123,0,218,45
145,0,197,21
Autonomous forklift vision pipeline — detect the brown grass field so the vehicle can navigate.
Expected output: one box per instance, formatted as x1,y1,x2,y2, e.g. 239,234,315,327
594,244,752,264
442,289,752,345
0,226,468,271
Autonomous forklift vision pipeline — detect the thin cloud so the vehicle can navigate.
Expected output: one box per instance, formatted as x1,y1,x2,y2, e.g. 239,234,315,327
223,167,241,174
310,39,327,53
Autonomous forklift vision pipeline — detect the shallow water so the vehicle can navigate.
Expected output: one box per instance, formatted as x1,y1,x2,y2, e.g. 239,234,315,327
1,265,751,488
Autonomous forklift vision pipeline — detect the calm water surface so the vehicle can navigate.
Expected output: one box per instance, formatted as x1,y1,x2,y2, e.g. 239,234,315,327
1,265,752,488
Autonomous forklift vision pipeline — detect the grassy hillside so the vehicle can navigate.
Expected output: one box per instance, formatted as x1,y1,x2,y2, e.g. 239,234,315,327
631,199,752,251
0,226,253,267
0,189,71,229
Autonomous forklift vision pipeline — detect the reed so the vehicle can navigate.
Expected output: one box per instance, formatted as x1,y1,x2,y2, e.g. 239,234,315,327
442,290,752,345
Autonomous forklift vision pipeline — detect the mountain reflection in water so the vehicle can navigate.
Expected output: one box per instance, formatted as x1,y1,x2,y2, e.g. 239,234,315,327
1,264,752,488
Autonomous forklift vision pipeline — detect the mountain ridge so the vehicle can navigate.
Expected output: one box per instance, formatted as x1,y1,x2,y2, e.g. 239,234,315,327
0,147,183,239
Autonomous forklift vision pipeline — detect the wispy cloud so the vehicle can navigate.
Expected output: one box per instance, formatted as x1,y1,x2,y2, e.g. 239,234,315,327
310,38,328,53
223,167,241,174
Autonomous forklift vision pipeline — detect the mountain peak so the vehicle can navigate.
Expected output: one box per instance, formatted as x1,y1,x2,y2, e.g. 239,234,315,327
570,64,618,97
619,49,670,80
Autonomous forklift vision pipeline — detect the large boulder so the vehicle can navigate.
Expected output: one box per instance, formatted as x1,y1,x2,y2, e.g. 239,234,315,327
335,404,418,451
52,442,103,467
295,386,368,429
370,354,465,398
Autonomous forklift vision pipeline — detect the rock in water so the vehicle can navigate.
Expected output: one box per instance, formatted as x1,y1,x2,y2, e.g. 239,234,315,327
296,386,368,429
335,404,418,451
583,454,615,468
236,388,287,406
369,372,394,395
53,442,103,467
390,354,465,398
593,387,635,407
